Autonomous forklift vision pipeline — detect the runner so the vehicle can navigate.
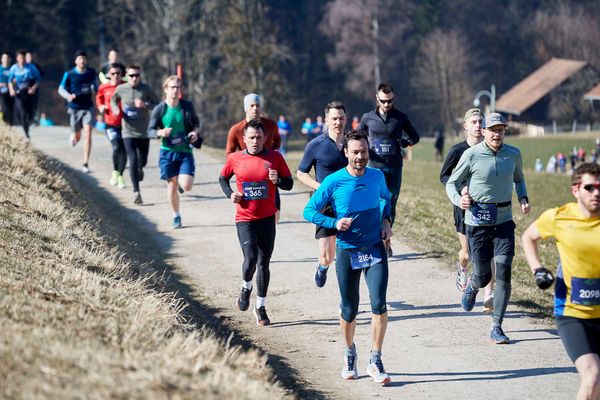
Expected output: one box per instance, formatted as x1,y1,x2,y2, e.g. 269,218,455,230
98,49,124,84
148,75,202,229
1,53,14,125
446,112,530,344
58,50,97,172
110,64,158,205
440,108,494,312
95,62,126,189
219,119,293,326
25,51,43,125
8,49,41,139
522,162,600,400
304,129,393,384
276,114,291,155
297,101,348,288
359,82,420,256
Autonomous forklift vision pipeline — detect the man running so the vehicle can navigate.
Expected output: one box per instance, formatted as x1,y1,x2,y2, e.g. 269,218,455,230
219,119,293,326
96,63,126,189
98,49,124,84
440,108,494,312
297,101,348,288
110,64,158,205
8,49,41,139
148,75,202,229
58,50,97,172
304,129,393,384
225,93,280,156
522,163,600,400
359,82,420,256
446,112,530,344
1,53,14,125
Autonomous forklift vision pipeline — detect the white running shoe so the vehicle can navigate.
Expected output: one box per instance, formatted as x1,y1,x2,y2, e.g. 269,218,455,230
366,358,391,385
81,165,90,174
341,352,358,380
455,263,468,292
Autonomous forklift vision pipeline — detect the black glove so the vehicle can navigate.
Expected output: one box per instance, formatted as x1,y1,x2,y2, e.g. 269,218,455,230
534,267,555,290
400,138,412,148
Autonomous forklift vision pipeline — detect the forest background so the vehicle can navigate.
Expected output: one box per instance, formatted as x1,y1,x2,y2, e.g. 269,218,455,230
2,0,599,145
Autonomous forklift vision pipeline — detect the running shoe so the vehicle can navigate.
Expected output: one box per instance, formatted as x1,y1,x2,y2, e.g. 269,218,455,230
116,175,126,189
253,306,270,326
172,216,182,229
461,278,479,312
236,287,252,311
482,295,494,313
455,263,468,292
314,265,328,288
490,325,510,344
110,170,119,186
133,192,143,205
341,352,358,380
81,164,90,174
366,358,391,385
138,168,144,182
178,184,184,194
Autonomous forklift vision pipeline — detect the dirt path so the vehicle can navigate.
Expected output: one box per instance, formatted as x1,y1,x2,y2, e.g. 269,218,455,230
32,126,577,399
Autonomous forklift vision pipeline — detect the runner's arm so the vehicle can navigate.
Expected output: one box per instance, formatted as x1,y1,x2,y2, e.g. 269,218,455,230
303,178,337,229
225,126,239,156
296,171,319,190
440,147,460,185
218,175,234,199
275,155,293,191
513,150,528,201
401,117,420,146
521,222,543,274
446,152,471,208
109,87,121,116
57,72,72,100
147,104,162,139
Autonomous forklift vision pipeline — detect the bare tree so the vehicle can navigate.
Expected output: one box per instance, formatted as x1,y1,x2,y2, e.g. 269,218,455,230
412,29,476,134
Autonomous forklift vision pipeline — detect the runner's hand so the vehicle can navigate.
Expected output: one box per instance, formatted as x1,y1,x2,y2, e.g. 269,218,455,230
534,267,554,289
459,188,471,210
231,191,243,203
134,98,144,108
268,169,278,184
381,219,393,241
161,128,172,138
67,94,76,102
520,198,531,214
336,217,353,231
188,131,198,143
98,105,106,114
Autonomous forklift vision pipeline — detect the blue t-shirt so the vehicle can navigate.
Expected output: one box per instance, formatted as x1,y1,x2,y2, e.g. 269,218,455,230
60,67,98,110
0,65,10,93
277,120,291,135
7,63,41,92
304,167,391,249
298,133,347,183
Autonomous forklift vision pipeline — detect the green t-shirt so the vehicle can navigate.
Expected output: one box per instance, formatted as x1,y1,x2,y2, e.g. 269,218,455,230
161,104,191,153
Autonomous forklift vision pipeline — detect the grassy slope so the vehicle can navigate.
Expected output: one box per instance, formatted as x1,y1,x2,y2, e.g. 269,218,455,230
0,126,290,400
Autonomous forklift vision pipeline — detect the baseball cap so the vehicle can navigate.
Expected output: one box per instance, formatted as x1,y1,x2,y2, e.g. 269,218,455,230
483,112,507,128
464,108,483,121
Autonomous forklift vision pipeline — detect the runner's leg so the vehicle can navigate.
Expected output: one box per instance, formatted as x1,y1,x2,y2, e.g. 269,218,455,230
575,354,600,400
123,138,140,193
255,216,276,298
491,221,515,326
336,247,362,347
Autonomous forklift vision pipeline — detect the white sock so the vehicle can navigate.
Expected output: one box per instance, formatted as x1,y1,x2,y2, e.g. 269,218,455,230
242,281,252,290
173,212,181,218
256,296,266,308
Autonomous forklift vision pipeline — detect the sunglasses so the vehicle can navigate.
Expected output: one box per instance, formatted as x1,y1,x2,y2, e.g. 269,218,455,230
167,85,180,89
378,97,394,104
582,182,600,193
128,73,140,78
109,71,121,76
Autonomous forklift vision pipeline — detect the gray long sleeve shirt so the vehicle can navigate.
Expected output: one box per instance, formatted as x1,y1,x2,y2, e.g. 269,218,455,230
110,82,158,139
446,141,528,226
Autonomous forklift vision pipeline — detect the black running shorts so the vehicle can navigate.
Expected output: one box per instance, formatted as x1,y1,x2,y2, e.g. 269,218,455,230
556,316,600,362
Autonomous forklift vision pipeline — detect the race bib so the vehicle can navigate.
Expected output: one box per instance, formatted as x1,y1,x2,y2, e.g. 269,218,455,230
0,86,7,94
349,245,382,270
124,106,140,119
165,134,187,147
106,127,120,141
242,181,269,200
372,138,397,156
17,81,30,90
571,277,600,306
470,203,497,225
80,86,90,94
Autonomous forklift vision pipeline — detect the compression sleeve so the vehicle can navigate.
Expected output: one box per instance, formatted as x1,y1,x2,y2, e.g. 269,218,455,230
277,176,293,191
446,151,471,207
219,175,234,199
303,176,337,229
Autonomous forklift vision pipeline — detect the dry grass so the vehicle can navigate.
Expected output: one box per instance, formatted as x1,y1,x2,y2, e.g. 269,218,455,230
0,125,291,400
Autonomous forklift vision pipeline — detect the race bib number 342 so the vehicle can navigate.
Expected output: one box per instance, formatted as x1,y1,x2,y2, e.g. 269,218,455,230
242,180,269,200
470,203,497,225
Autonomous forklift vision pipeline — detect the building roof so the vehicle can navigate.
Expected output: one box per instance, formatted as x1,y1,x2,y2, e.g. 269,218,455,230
495,58,587,116
584,82,600,100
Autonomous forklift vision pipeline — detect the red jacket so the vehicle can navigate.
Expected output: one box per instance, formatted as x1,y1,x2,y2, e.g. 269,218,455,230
96,82,123,127
225,117,280,156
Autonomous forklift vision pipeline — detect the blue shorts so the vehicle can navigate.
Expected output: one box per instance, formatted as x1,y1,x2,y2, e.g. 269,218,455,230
159,149,195,180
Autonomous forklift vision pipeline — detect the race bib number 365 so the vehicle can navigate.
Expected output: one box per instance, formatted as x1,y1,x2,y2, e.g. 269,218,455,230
242,180,269,200
571,277,600,306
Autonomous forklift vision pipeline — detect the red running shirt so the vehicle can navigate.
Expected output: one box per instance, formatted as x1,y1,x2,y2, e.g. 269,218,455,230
221,149,291,222
95,82,123,127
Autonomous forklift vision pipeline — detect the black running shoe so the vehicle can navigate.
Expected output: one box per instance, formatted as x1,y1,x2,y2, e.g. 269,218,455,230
236,287,251,311
253,306,270,326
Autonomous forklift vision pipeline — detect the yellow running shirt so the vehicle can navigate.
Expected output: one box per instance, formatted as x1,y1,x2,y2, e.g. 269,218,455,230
535,202,600,318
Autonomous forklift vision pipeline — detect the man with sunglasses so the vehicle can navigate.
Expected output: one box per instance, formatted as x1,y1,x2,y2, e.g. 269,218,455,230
359,83,420,256
96,63,126,189
110,64,158,205
58,50,97,172
522,163,600,400
446,112,530,344
148,75,202,229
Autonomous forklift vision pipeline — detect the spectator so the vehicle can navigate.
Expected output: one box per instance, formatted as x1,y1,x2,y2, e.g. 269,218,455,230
94,114,106,131
546,155,557,173
351,115,360,130
301,117,314,142
534,158,544,173
277,114,291,155
557,152,567,174
434,127,444,162
570,147,578,171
